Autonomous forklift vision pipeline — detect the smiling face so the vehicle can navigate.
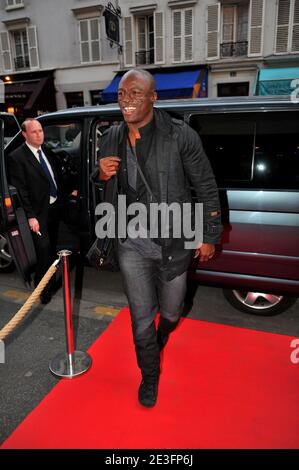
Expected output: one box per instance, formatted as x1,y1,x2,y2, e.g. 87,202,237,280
118,72,157,129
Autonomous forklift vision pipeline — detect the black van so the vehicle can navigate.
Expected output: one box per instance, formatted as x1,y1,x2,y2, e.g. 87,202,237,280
1,95,298,315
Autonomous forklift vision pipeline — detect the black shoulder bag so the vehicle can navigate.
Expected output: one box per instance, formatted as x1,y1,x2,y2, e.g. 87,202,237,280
86,125,120,271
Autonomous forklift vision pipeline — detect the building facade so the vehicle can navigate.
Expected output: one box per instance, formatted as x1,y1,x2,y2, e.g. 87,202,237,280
0,0,120,119
119,0,299,98
0,0,298,120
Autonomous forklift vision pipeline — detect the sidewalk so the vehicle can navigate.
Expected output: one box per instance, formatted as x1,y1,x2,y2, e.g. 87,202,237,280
0,265,126,444
0,265,298,444
0,265,128,321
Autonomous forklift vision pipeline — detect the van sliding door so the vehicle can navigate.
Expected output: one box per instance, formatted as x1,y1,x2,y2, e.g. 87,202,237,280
89,118,122,237
252,111,299,282
189,112,262,276
0,119,36,284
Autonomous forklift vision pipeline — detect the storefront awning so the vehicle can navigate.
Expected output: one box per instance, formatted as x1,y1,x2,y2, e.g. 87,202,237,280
101,68,208,103
4,74,56,119
5,77,49,110
101,75,122,103
255,67,299,95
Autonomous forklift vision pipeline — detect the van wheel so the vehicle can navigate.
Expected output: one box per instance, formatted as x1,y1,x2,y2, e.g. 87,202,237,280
0,233,15,273
223,289,297,316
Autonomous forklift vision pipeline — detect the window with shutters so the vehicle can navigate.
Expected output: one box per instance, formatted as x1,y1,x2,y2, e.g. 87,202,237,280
0,26,40,72
135,15,154,65
5,0,24,9
275,0,299,53
12,29,29,70
221,4,249,57
172,8,193,63
79,18,101,63
124,11,164,67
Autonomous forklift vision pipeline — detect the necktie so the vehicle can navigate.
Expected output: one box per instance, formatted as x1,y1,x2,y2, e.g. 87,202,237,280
37,149,57,198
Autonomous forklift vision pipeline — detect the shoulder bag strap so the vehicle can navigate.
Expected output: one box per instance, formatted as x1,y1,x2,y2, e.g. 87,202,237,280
127,137,155,203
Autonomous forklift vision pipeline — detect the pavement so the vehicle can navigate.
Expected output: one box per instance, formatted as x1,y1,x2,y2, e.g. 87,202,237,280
0,264,121,444
0,263,298,445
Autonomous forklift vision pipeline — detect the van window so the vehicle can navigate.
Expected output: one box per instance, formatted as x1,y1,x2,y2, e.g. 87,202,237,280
254,112,299,189
43,122,82,195
43,122,81,151
94,119,121,164
189,114,255,185
1,114,20,148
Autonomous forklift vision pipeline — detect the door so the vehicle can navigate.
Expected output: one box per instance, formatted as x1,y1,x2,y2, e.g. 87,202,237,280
189,112,260,274
40,119,83,252
252,111,299,281
0,117,37,283
89,117,122,233
189,110,299,286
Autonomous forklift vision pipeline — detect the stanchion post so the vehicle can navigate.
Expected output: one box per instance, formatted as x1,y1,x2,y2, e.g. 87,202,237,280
62,251,75,364
49,250,92,378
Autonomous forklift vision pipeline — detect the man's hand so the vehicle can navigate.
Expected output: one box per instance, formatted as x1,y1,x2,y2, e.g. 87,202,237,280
194,243,215,262
28,217,40,234
99,156,120,181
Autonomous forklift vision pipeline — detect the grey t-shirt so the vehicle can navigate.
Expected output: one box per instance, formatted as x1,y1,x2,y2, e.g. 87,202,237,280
120,143,162,260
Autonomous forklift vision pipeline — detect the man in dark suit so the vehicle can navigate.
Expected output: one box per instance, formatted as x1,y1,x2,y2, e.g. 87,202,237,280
8,118,61,304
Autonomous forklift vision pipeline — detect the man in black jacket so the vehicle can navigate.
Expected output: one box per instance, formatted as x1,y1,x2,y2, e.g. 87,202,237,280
99,69,221,407
8,118,61,304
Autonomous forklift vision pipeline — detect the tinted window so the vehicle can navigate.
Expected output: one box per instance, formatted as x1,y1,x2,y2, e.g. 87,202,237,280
43,122,81,152
94,119,121,164
43,122,82,195
254,112,299,189
189,114,255,185
1,114,20,147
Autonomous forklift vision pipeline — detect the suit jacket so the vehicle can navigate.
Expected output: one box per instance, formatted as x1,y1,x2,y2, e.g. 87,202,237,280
7,142,60,225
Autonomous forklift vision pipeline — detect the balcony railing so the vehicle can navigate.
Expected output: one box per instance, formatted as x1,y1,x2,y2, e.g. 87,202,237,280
220,41,248,58
135,49,154,66
14,55,30,70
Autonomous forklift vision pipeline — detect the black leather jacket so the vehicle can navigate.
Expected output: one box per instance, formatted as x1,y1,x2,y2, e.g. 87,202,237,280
99,108,222,280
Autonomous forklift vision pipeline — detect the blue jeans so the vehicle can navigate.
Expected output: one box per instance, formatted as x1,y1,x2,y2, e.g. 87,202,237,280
118,242,187,382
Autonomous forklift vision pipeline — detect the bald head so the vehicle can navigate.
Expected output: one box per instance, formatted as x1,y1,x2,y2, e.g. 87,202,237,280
21,118,39,132
119,69,156,92
21,118,44,149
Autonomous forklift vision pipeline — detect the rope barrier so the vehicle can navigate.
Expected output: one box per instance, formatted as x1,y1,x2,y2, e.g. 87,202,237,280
0,258,60,341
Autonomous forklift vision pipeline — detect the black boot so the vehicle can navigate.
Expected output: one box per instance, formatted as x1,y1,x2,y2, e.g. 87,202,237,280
133,326,160,407
157,317,180,351
138,379,159,407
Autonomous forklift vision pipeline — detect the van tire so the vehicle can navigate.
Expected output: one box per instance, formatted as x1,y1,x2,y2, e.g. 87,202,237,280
223,289,297,316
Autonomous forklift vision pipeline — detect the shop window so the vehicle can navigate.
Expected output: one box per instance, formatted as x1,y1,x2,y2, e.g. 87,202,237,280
65,92,84,108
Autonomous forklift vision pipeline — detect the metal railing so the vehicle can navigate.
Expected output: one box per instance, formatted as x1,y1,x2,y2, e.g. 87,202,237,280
135,49,155,66
220,41,248,58
14,55,30,70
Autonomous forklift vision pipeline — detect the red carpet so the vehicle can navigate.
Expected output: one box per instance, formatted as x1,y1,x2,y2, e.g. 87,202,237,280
2,308,299,449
